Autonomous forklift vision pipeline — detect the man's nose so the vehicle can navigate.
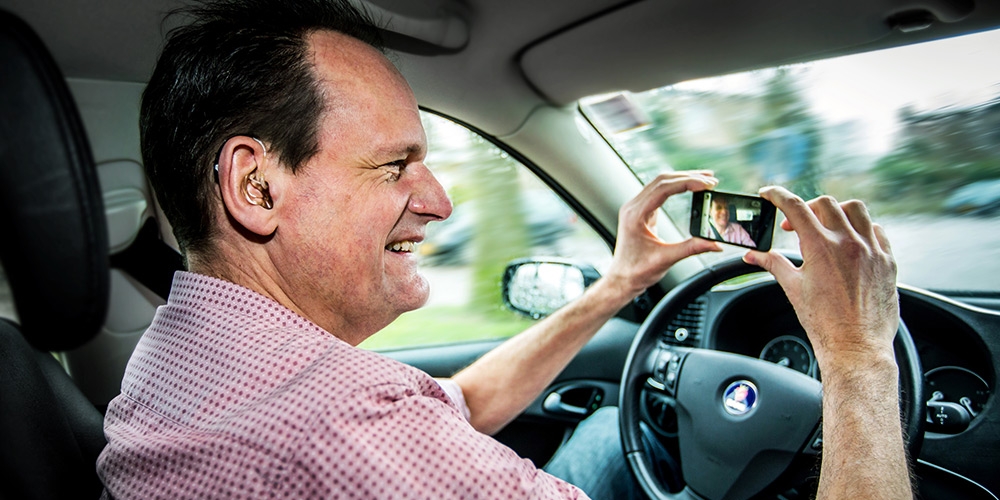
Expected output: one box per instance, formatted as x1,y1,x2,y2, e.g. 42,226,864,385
407,163,452,221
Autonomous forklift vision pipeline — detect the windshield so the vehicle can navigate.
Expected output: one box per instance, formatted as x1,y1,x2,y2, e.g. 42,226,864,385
581,29,1000,293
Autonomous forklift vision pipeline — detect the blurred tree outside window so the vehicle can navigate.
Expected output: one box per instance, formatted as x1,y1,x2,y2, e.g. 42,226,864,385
360,113,612,351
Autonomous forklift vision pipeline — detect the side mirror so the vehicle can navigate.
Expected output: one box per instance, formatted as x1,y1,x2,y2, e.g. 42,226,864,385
501,258,601,319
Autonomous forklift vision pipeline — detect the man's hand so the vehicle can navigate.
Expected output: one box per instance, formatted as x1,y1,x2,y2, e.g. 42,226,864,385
603,170,723,304
744,187,911,499
743,187,899,368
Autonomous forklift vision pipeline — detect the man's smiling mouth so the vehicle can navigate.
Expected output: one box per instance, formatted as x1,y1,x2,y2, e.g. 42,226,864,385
387,241,417,253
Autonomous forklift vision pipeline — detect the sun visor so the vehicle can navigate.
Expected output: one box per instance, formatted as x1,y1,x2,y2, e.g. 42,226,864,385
521,0,977,106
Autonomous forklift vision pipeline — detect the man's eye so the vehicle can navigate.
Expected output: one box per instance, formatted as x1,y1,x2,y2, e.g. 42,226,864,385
383,161,406,181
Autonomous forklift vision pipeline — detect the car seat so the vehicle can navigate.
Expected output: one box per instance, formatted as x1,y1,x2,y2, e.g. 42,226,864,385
0,8,110,499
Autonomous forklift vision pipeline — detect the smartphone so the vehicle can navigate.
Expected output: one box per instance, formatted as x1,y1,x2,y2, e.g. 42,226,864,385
690,190,776,251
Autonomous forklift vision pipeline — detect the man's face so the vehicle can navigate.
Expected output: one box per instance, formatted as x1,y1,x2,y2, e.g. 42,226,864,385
711,200,729,228
269,31,452,344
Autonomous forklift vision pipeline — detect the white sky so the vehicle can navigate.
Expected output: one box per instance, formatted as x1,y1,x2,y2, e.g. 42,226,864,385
675,28,1000,154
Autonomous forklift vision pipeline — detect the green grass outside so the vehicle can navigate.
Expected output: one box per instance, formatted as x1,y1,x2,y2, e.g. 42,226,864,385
359,305,535,351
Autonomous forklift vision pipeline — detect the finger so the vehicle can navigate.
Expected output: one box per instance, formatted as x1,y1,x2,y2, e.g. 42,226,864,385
806,195,853,233
682,169,716,179
643,170,715,186
759,186,823,239
649,237,723,275
840,199,876,242
873,223,893,255
677,237,723,258
654,231,724,258
633,172,719,216
743,250,799,288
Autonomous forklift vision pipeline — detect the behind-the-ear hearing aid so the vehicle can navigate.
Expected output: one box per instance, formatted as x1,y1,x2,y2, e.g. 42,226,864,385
212,136,273,209
243,168,273,209
241,137,273,209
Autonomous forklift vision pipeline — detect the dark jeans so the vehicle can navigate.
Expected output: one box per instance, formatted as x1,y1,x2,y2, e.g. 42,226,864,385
543,407,643,500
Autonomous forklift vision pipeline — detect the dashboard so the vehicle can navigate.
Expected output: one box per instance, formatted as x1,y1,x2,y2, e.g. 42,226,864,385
658,275,1000,497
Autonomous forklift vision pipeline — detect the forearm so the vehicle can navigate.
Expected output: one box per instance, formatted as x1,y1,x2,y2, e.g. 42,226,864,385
452,277,632,435
816,349,913,500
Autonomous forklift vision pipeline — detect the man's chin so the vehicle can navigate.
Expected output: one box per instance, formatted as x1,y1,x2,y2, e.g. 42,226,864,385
394,275,431,313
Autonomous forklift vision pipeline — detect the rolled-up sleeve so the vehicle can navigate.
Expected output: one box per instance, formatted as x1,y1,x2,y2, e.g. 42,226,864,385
435,378,472,422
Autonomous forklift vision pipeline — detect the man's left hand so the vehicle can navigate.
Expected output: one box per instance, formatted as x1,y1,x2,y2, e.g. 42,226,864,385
603,170,723,302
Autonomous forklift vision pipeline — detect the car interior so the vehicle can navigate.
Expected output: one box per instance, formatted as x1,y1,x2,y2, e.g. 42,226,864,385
1,0,998,499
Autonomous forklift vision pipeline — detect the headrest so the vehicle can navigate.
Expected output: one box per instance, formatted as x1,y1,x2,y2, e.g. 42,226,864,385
0,10,110,351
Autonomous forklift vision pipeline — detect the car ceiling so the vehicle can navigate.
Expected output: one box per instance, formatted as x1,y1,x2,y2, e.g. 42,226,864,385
3,0,999,138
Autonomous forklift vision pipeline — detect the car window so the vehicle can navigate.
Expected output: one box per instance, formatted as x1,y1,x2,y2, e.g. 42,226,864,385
359,112,613,351
581,28,1000,293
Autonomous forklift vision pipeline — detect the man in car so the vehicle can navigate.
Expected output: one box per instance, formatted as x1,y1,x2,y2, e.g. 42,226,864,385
708,196,757,248
97,1,912,498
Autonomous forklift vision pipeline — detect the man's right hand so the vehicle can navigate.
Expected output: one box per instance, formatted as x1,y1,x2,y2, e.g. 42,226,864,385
743,187,899,369
743,186,912,499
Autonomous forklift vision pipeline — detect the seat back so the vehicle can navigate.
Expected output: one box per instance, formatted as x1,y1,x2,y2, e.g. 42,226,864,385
0,8,110,499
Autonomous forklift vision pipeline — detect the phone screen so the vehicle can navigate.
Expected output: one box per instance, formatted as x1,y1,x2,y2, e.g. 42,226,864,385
689,191,776,251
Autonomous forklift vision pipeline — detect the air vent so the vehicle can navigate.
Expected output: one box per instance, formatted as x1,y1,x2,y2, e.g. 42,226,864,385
663,296,707,346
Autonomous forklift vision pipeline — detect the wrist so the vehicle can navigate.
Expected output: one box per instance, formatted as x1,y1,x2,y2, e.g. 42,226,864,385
818,346,898,389
585,275,641,314
809,323,897,370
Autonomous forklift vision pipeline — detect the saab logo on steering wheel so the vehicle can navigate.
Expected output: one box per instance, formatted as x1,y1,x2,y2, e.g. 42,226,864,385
723,381,758,416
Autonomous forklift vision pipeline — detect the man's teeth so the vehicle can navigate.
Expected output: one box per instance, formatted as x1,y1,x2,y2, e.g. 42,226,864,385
388,241,417,252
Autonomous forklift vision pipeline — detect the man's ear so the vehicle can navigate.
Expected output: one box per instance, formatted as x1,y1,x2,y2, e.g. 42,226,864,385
216,136,278,237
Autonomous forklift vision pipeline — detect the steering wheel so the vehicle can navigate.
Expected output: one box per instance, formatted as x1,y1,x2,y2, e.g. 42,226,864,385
619,254,924,500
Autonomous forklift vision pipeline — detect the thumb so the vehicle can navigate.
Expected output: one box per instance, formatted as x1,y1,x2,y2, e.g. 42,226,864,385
743,250,798,286
667,237,722,264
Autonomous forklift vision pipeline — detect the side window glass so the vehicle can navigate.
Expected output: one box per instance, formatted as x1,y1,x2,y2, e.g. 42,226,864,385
359,112,613,351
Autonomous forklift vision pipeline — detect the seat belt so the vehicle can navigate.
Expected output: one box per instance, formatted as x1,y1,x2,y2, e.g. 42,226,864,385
709,223,723,240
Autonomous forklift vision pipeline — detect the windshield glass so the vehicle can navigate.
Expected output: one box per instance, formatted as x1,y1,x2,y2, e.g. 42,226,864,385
581,29,1000,293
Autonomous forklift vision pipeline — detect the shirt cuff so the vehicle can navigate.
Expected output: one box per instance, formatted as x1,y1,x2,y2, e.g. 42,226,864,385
435,378,472,422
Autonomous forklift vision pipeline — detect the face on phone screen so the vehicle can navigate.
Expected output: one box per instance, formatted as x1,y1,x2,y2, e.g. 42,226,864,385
690,191,776,251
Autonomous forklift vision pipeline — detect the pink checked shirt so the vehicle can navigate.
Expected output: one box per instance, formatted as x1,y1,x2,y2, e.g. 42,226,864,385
98,272,585,499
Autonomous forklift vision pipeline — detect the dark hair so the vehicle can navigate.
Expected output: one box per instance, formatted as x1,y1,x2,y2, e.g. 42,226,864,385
141,0,384,258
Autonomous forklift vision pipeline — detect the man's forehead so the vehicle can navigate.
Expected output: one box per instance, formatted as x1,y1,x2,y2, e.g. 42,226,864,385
307,30,403,87
305,30,425,153
307,30,416,116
